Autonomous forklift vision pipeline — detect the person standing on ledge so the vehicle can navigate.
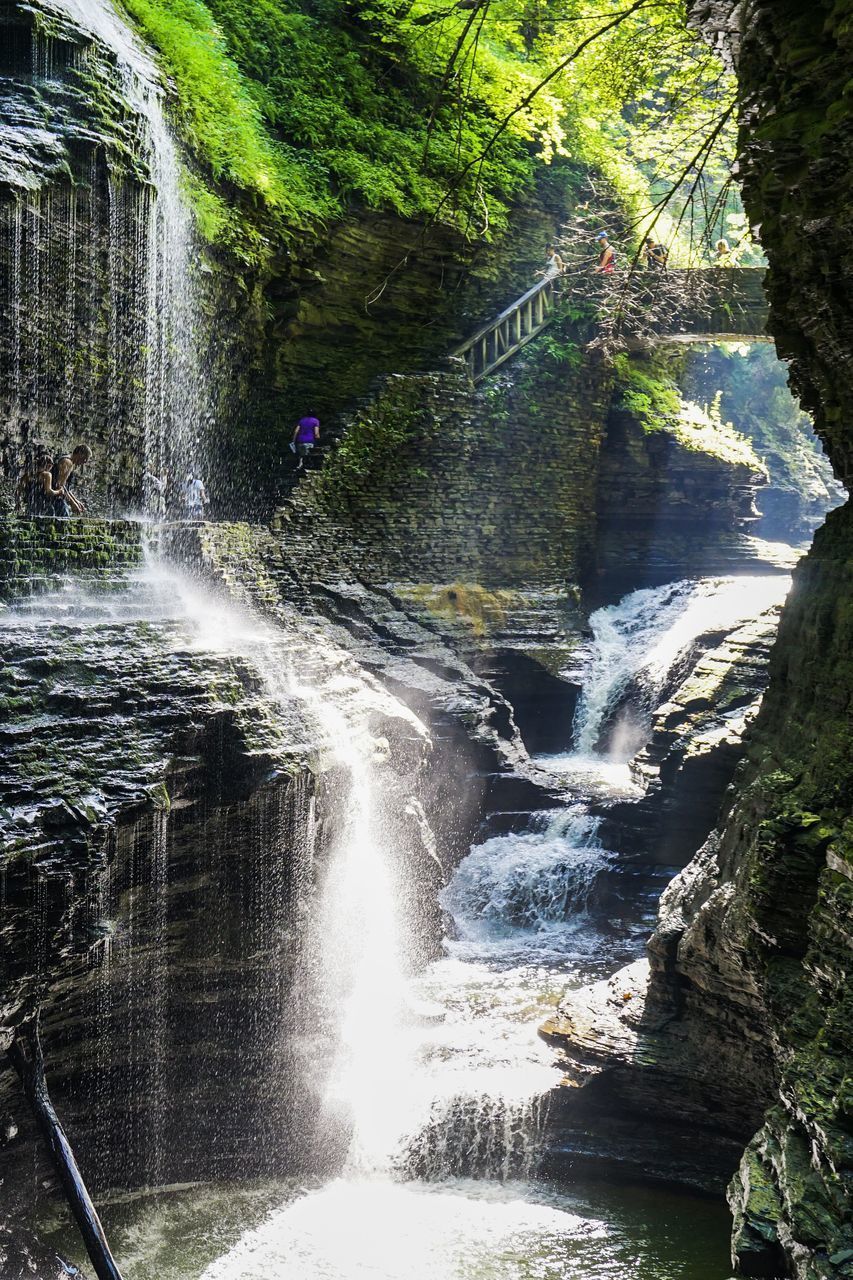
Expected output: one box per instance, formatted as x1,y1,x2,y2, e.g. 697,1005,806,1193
52,444,91,515
184,473,209,520
593,231,616,274
291,414,320,472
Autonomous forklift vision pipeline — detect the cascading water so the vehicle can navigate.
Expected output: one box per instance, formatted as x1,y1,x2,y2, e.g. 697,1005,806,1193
32,567,769,1278
61,0,212,502
572,575,791,758
1,0,211,510
308,693,413,1177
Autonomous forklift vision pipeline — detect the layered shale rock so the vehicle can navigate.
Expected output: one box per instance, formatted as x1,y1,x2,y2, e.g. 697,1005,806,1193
0,564,439,1233
546,5,853,1270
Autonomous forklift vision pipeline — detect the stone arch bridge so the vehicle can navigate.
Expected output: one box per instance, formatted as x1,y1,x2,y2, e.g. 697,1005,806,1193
453,267,770,383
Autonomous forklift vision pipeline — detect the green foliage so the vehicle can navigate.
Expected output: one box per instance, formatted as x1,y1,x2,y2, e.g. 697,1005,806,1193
612,352,681,426
120,0,738,268
612,351,763,469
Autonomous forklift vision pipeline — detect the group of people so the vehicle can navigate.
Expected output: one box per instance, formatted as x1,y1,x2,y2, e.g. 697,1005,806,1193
16,444,91,517
143,470,211,519
542,231,668,279
13,416,319,523
14,443,215,522
543,228,741,279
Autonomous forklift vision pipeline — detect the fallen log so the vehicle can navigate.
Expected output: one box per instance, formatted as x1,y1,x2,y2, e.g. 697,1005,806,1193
7,1017,125,1280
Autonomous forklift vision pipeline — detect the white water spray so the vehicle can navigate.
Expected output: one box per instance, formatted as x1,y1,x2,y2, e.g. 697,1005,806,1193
42,0,212,501
573,575,790,758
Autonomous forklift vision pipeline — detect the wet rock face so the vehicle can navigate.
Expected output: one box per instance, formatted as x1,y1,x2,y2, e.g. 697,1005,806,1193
540,957,759,1193
0,1,157,510
670,3,853,1274
0,567,439,1227
0,582,309,1204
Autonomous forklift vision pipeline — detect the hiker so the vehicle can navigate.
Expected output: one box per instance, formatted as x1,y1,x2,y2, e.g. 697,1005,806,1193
644,238,668,270
594,231,616,274
16,448,68,517
542,244,565,280
184,474,209,519
291,415,320,472
51,444,91,515
143,470,167,518
715,238,732,265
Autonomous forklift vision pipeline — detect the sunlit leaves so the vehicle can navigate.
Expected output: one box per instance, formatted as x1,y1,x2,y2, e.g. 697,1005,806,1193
125,0,742,262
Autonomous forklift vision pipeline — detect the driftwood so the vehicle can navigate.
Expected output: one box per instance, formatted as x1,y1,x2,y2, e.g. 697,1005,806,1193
7,1018,125,1280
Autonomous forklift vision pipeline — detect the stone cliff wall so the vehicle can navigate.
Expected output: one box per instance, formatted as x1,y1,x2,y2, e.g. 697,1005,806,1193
542,4,853,1275
682,5,853,1272
280,326,770,593
0,557,439,1224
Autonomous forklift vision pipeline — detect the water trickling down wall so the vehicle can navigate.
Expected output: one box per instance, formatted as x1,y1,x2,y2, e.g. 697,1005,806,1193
0,0,212,513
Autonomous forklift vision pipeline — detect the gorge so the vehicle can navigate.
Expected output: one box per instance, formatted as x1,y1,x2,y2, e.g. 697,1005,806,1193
0,2,851,1279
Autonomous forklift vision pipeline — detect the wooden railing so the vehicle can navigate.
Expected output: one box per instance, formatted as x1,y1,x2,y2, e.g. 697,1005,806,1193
451,267,769,384
451,276,560,383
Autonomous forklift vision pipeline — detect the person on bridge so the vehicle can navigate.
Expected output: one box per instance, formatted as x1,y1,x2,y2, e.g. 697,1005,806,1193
291,415,320,472
594,231,616,274
644,238,669,270
542,244,565,279
715,238,733,265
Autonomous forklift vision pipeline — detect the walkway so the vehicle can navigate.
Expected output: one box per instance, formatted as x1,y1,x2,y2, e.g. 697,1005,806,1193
452,267,769,383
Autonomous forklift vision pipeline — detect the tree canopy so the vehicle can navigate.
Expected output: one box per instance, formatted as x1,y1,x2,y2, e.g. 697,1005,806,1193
122,0,745,265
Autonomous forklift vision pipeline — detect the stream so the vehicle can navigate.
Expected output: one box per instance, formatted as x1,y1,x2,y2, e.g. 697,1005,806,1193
36,566,791,1280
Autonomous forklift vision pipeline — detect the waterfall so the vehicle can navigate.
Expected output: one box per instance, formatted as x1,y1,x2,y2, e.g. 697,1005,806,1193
2,0,211,509
138,555,431,1178
441,808,607,936
62,0,211,501
573,575,791,759
307,693,414,1177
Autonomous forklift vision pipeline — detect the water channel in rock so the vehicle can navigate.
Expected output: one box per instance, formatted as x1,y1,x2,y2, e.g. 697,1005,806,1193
31,562,792,1280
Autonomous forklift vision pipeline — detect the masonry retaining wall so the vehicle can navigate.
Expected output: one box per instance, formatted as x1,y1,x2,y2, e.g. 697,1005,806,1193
0,517,144,600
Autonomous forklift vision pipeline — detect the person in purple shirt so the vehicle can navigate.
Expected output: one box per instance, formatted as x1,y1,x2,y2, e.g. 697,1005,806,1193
291,415,320,472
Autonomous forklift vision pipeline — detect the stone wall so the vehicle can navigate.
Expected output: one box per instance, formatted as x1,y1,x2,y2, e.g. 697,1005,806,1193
278,323,771,594
0,517,142,600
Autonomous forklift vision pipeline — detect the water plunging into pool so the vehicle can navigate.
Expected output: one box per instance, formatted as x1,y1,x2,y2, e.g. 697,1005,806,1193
34,565,789,1279
184,575,786,1279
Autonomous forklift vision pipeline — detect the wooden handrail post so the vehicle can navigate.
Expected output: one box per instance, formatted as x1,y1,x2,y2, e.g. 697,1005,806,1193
8,1018,126,1280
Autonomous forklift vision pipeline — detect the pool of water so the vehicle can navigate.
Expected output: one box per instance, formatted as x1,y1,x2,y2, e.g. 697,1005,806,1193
46,1176,732,1280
